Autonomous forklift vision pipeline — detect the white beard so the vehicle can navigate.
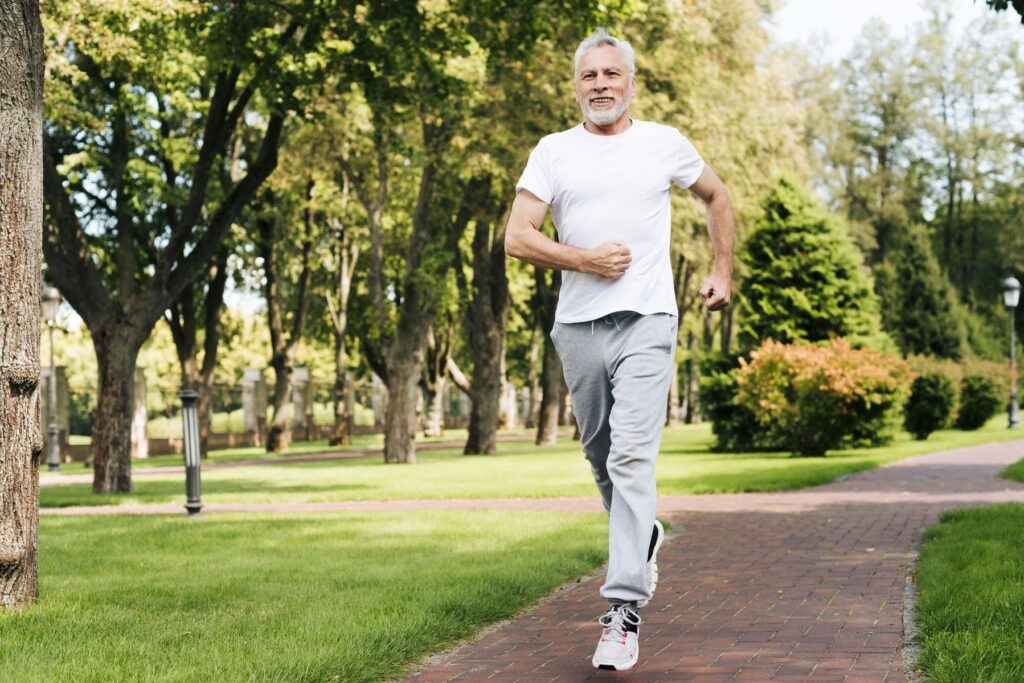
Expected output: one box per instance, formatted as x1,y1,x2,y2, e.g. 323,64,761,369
580,94,630,127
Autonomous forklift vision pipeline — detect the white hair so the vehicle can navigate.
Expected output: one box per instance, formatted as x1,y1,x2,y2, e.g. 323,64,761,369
573,28,636,78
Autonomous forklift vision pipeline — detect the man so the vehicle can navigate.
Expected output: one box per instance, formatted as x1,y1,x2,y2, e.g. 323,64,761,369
504,28,735,671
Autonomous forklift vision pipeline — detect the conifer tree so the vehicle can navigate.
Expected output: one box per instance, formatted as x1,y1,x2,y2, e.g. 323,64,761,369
738,177,884,350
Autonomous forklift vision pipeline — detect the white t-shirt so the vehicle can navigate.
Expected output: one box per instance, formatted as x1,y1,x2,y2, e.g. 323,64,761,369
516,120,704,323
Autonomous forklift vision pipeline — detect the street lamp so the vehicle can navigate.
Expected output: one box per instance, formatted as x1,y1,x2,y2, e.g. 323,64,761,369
41,286,62,470
1002,275,1021,430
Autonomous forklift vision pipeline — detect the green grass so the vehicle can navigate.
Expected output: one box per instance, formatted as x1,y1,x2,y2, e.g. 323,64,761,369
39,418,1024,509
0,511,607,682
914,504,1024,682
46,427,505,472
1001,456,1024,482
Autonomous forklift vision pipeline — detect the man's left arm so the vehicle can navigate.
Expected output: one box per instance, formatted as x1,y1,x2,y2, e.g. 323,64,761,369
687,165,735,311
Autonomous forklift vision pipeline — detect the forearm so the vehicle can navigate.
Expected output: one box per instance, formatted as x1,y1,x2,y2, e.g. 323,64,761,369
706,193,735,277
506,225,590,273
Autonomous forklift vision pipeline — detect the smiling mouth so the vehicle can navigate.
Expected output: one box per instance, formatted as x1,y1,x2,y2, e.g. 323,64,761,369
590,97,615,107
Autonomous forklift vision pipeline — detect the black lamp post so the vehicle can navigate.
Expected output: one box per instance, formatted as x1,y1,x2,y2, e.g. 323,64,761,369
179,389,204,515
41,286,62,471
1003,275,1021,430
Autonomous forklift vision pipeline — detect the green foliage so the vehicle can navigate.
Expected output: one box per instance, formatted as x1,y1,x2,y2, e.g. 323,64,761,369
875,224,965,359
734,339,911,456
955,375,1003,430
738,177,885,350
904,373,956,440
698,352,759,452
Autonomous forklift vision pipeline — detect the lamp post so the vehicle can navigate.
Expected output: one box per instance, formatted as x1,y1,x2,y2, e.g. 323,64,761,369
179,390,204,515
1003,275,1021,430
41,286,62,470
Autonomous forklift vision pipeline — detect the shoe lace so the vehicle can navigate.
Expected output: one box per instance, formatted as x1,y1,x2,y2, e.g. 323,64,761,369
597,606,640,644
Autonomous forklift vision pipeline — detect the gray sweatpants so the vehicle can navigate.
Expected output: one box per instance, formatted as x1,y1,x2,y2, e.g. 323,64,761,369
550,311,677,605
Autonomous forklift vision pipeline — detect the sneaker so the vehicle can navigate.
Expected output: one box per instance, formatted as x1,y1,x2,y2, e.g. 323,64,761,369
591,604,641,671
637,520,665,609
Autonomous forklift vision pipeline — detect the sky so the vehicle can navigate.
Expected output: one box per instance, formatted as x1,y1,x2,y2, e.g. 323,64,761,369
767,0,990,61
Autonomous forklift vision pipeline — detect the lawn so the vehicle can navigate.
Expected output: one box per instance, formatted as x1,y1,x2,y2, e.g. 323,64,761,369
0,511,607,682
53,428,492,471
913,504,1024,682
1002,456,1024,482
39,419,1024,509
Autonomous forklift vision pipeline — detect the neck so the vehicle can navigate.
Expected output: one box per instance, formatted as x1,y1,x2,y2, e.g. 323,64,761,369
584,113,633,136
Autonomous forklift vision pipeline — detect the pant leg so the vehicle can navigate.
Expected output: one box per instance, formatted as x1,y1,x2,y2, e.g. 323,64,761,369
600,312,677,604
550,321,614,511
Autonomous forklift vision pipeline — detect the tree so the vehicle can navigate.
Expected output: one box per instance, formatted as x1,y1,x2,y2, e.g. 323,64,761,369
874,224,965,358
983,0,1024,22
0,0,44,608
42,1,340,492
738,177,884,350
255,185,315,453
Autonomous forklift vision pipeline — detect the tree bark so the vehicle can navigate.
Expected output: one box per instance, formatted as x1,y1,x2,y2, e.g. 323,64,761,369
420,322,453,438
258,183,314,453
91,330,143,493
384,353,421,463
0,0,44,609
534,267,563,446
266,357,293,452
458,190,510,455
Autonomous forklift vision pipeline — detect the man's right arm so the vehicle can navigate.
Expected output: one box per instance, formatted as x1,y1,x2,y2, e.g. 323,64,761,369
504,189,631,278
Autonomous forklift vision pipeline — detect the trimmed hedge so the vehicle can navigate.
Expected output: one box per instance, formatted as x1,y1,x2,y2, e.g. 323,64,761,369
955,375,1002,430
904,373,956,440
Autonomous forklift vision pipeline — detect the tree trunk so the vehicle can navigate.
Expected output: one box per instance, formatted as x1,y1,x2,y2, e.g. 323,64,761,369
423,376,447,438
384,354,421,463
533,264,562,446
266,357,293,452
461,203,510,455
684,330,700,424
0,0,44,609
329,332,351,446
536,332,564,445
465,345,502,454
525,328,540,428
91,332,142,493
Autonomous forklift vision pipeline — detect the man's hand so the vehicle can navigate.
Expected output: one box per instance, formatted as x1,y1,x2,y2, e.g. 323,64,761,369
586,240,632,279
699,272,731,311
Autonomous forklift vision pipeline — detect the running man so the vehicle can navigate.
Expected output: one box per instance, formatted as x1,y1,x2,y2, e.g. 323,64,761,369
504,27,735,671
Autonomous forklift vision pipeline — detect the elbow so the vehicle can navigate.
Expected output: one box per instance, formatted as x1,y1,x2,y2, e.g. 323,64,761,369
504,229,522,259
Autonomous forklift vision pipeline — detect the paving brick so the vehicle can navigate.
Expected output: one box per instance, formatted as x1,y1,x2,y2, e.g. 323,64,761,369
406,440,1024,682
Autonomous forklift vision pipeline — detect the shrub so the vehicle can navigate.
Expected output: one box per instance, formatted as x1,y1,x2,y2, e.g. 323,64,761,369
955,375,1002,430
904,374,956,440
698,352,761,452
734,338,911,456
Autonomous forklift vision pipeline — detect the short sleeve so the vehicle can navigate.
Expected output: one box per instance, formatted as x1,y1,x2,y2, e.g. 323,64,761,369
516,141,555,204
670,131,705,189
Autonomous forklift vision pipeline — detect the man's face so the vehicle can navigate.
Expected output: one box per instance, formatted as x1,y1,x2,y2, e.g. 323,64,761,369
575,44,635,128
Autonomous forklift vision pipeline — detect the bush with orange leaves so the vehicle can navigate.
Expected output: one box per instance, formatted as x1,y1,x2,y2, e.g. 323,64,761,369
735,339,913,456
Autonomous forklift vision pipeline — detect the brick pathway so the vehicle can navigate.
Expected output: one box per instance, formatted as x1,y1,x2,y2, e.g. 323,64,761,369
405,440,1024,683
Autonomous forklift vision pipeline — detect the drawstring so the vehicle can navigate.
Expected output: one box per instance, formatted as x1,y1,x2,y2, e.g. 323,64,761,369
592,315,622,334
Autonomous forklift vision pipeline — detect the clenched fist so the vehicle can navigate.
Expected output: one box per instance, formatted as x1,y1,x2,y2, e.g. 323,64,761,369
586,240,632,279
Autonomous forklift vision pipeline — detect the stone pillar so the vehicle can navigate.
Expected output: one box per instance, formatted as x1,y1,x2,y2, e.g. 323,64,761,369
130,367,148,459
370,373,387,429
500,381,519,430
40,366,70,462
243,368,267,446
291,367,313,439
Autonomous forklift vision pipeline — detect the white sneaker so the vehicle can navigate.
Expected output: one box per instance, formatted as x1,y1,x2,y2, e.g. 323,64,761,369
591,604,641,671
637,520,665,609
